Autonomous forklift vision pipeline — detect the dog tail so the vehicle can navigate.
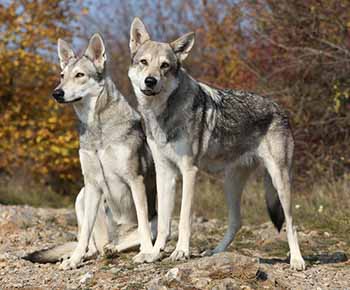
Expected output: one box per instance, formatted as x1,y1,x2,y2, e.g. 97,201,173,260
23,241,77,264
264,171,285,232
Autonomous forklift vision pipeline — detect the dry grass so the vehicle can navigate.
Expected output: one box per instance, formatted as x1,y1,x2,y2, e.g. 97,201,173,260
1,171,349,244
191,172,349,222
189,172,350,252
0,177,74,208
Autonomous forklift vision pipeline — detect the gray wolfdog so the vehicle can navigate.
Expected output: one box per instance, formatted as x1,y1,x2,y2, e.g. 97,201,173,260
24,33,157,269
128,17,305,270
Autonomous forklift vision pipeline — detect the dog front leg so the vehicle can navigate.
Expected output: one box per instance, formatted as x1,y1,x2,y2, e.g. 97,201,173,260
152,165,177,254
60,184,102,270
128,175,157,263
146,139,177,260
170,157,198,261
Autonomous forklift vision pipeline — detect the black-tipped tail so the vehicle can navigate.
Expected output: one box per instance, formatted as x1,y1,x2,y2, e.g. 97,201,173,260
266,198,285,232
264,172,285,232
23,241,77,264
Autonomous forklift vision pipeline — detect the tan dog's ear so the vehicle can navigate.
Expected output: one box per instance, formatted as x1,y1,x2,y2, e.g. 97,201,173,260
130,17,150,55
57,39,75,69
84,33,106,73
170,32,195,62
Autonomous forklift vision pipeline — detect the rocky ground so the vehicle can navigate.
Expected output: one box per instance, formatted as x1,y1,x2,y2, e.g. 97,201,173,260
0,204,349,289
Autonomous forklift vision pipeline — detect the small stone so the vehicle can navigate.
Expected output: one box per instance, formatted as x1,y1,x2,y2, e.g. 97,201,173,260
195,216,208,223
165,267,180,281
292,272,306,279
194,277,211,288
79,272,93,284
318,205,324,213
110,267,120,275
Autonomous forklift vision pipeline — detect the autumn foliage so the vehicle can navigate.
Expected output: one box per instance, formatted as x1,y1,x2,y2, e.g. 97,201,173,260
0,0,349,196
0,1,80,193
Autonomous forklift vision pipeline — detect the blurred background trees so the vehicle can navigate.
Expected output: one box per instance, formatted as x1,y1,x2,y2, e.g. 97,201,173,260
0,0,349,205
0,0,82,202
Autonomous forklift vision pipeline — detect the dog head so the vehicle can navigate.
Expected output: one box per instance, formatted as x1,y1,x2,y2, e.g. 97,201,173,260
128,17,195,109
52,33,106,104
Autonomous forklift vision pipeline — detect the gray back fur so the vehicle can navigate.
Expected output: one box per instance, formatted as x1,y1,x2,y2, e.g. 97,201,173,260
141,69,290,170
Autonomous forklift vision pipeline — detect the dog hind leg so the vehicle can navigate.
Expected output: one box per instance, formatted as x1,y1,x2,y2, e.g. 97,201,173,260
258,133,305,271
103,215,157,256
203,165,252,256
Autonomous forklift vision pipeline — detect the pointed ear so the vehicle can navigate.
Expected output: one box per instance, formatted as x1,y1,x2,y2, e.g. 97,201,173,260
130,17,150,55
84,33,106,72
57,39,75,69
170,32,195,62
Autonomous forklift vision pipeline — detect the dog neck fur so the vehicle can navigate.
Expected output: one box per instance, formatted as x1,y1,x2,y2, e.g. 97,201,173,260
73,77,118,125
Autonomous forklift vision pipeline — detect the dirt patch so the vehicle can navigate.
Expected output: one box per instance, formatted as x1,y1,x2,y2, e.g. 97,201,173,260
0,205,349,289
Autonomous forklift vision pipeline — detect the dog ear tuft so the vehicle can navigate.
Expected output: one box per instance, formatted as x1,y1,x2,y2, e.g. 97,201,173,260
170,32,195,62
85,33,107,73
130,17,150,55
57,39,75,70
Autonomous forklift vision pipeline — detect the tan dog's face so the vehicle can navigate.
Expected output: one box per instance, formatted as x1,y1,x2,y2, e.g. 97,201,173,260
128,18,195,108
128,41,179,108
52,34,106,104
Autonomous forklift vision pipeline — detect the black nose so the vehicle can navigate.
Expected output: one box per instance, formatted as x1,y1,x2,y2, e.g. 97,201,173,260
144,77,157,88
52,89,65,101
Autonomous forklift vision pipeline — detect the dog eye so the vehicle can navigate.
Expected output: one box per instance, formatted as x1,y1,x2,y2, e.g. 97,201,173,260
60,73,64,79
160,62,170,69
140,59,148,65
75,72,85,78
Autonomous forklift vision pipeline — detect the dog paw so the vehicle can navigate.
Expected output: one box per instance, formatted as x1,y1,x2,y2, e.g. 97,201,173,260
133,251,161,264
85,248,98,260
169,248,189,261
153,239,167,253
290,256,306,271
59,258,79,270
103,244,119,258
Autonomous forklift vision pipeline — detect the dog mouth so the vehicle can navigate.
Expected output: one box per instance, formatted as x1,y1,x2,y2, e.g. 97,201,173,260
56,97,83,104
141,89,159,96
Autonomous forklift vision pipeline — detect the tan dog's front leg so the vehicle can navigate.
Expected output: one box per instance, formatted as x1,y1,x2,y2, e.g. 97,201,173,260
129,175,157,263
147,139,177,260
150,163,177,260
170,157,198,261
